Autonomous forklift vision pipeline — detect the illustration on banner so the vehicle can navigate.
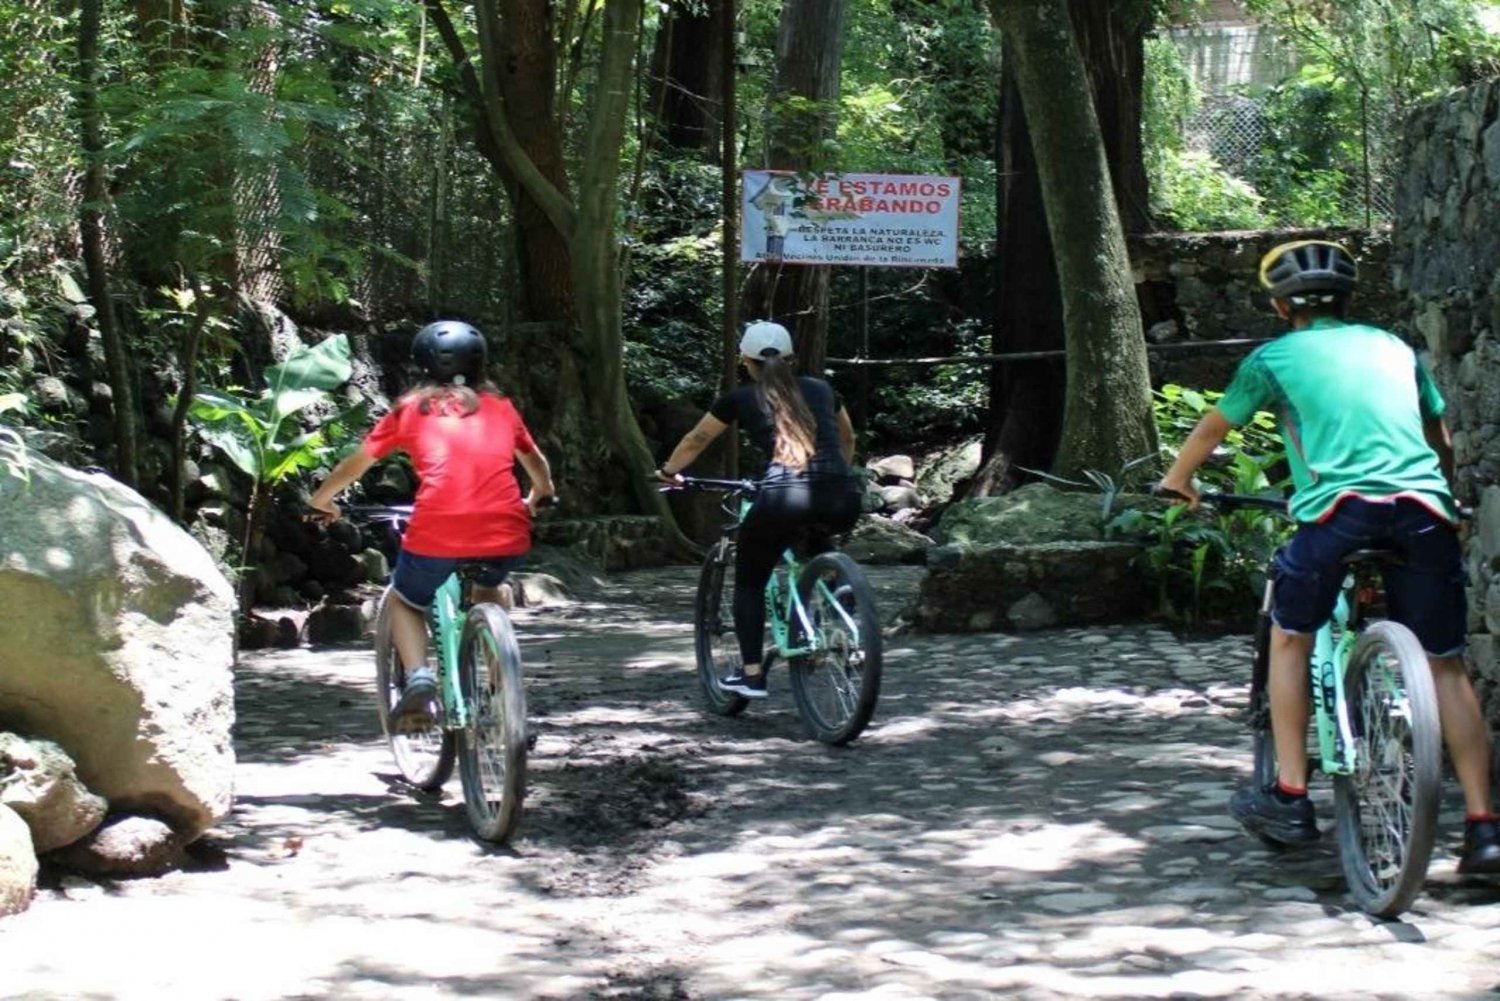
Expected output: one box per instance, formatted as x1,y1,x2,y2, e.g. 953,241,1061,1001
741,170,961,269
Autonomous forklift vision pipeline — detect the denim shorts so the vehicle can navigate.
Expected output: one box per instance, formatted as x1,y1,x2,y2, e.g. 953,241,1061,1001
391,549,523,609
1271,497,1466,656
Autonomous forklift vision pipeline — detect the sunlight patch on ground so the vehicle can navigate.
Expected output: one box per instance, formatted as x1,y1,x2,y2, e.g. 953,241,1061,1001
952,820,1144,872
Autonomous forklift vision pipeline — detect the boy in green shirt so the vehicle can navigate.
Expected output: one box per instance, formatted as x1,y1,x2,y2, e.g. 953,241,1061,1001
1158,240,1500,874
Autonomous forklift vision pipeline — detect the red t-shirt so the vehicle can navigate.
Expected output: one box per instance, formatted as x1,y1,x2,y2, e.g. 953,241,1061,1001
362,393,538,558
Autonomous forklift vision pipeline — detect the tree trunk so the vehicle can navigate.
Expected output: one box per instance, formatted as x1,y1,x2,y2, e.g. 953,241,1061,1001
78,0,139,489
458,0,692,549
742,0,848,375
170,291,213,524
972,59,1065,496
1072,1,1152,235
992,0,1155,480
975,0,1154,495
648,0,726,157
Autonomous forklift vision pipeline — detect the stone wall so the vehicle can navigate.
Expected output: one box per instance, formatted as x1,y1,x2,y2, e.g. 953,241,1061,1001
1391,80,1500,716
1129,228,1399,390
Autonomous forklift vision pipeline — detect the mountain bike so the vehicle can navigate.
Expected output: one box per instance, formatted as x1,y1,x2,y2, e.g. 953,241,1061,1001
345,505,528,844
669,476,882,745
1191,491,1442,918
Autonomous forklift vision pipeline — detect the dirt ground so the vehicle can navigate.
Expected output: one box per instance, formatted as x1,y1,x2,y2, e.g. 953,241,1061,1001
3,566,1500,1000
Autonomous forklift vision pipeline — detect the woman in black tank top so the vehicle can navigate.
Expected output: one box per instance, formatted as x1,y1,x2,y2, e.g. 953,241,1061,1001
656,321,862,698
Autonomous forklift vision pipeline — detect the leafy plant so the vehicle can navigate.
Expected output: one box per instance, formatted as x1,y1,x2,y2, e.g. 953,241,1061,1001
187,334,361,609
1106,384,1292,627
0,392,30,485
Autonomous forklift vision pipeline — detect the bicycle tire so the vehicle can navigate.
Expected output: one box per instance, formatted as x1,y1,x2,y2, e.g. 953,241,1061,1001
789,552,882,745
1333,620,1441,918
373,587,455,791
694,541,749,717
456,603,528,843
1249,610,1278,790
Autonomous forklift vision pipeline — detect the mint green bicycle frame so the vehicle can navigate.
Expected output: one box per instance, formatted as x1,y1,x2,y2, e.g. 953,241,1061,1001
427,573,471,728
739,498,863,661
1303,577,1363,777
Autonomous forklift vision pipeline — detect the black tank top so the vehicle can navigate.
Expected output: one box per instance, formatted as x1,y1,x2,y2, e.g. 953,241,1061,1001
709,377,855,482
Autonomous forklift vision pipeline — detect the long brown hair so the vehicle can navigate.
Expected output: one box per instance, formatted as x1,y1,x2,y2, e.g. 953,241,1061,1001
399,380,502,416
753,353,817,470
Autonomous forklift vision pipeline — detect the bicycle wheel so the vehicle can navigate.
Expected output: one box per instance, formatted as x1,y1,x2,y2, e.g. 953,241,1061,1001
1333,620,1441,918
373,587,455,791
694,541,748,717
456,603,528,843
790,552,882,745
1249,610,1277,789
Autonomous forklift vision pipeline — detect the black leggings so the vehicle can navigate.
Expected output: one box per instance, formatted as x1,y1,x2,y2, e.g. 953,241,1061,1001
734,478,861,665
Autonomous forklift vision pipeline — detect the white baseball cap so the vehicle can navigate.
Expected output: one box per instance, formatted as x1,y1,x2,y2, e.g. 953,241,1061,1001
739,321,794,360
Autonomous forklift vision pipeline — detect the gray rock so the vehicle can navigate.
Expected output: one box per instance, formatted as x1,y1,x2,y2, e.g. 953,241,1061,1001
0,734,107,852
510,572,573,608
0,804,37,916
1007,592,1059,631
48,814,184,878
876,484,922,512
305,604,367,645
868,455,916,482
915,436,983,508
934,483,1118,546
0,452,236,841
841,516,934,566
360,547,390,584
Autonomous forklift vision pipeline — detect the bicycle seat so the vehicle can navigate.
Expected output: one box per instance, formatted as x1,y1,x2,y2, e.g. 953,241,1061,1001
1341,548,1405,567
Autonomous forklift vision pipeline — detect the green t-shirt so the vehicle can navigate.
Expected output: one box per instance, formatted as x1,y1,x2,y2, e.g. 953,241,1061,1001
1216,318,1456,524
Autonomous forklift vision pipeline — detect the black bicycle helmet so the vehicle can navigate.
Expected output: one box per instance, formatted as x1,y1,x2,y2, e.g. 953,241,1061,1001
411,320,487,385
1258,240,1357,302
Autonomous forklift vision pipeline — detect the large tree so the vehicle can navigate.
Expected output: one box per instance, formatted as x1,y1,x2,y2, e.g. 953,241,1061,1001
975,0,1155,493
742,0,849,375
78,0,140,488
991,0,1156,480
648,0,728,157
428,0,689,546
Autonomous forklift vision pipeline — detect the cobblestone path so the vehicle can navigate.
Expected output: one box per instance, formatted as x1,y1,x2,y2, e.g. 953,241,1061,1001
3,567,1499,999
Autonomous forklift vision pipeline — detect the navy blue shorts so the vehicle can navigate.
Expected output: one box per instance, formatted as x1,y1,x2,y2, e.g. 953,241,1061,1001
391,549,523,609
1272,498,1465,656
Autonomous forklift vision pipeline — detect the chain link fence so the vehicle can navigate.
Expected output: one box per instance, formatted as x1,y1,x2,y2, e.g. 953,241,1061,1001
1181,92,1398,229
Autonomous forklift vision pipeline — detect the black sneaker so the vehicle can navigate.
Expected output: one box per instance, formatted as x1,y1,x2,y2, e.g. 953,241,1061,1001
1458,818,1500,875
391,671,438,728
1230,784,1319,845
718,670,768,699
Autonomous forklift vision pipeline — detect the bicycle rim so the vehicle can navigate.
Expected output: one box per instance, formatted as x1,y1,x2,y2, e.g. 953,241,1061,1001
790,553,882,745
695,544,748,717
374,588,454,791
457,604,528,843
1333,621,1441,918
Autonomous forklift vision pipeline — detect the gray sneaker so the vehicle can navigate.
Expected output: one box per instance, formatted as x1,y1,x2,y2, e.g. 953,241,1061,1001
1230,784,1319,845
391,670,438,728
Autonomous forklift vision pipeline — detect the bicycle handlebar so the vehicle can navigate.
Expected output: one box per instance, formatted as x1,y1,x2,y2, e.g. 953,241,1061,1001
1152,486,1288,514
656,475,760,495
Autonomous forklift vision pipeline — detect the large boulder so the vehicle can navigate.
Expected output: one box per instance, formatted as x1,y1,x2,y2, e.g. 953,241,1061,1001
933,482,1113,545
915,436,983,507
916,541,1148,632
842,516,934,566
0,804,38,917
0,451,235,840
0,733,107,852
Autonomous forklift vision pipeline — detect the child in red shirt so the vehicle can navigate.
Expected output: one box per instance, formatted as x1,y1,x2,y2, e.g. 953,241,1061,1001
309,320,555,722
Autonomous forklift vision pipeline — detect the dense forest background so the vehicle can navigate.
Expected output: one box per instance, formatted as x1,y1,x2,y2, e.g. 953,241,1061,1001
2,0,1498,568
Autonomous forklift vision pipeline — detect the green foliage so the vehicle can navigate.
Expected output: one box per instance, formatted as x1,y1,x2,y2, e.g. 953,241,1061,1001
0,392,29,485
1107,384,1291,627
187,335,361,488
867,318,987,445
1154,150,1272,231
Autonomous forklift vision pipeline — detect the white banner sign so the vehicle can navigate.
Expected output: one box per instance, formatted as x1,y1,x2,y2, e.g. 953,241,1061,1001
740,170,961,269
